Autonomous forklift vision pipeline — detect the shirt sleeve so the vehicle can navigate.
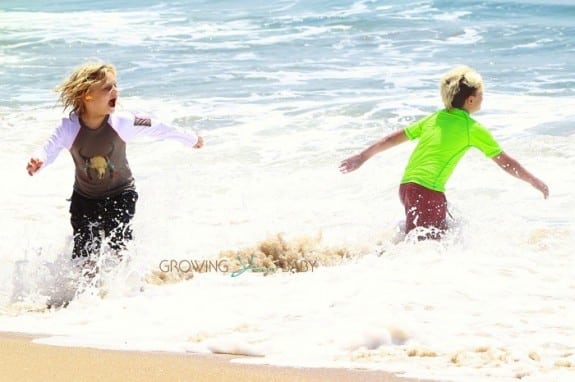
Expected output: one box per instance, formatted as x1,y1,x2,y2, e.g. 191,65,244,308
470,122,503,158
403,113,435,140
32,117,79,170
111,111,199,147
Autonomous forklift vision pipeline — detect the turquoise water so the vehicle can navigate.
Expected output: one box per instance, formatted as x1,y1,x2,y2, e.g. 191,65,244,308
2,0,574,101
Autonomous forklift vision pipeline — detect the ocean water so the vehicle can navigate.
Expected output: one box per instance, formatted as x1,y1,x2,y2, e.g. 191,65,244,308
1,0,574,381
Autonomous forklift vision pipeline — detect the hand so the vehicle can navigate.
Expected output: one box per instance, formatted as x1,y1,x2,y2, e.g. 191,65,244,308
532,179,549,199
26,158,43,176
194,136,204,149
339,154,364,174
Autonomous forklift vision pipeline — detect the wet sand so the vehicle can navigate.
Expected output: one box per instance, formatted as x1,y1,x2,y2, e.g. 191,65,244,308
0,332,428,382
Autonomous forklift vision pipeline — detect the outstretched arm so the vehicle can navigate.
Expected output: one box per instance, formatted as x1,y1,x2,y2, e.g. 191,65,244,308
25,120,77,176
492,152,549,199
111,113,203,149
339,130,408,173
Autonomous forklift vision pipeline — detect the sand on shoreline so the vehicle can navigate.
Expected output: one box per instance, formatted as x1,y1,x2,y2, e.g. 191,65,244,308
0,331,429,382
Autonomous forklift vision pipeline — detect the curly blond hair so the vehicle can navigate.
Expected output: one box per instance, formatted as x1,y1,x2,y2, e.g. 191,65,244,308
440,66,483,110
55,62,116,115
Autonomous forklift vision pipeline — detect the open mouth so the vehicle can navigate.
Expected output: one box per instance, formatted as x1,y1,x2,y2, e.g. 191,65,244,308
108,98,117,108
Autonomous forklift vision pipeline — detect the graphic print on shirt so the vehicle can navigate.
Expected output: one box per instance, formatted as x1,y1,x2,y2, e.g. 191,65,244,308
79,144,116,181
134,116,152,127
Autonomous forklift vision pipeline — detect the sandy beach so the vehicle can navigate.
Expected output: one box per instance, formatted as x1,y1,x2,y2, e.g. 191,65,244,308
0,332,428,382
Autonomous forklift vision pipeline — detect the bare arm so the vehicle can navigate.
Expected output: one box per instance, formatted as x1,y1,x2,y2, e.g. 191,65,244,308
492,152,549,199
339,130,409,173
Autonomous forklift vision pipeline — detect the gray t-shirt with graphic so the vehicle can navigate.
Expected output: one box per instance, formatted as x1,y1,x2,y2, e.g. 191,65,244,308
70,119,135,198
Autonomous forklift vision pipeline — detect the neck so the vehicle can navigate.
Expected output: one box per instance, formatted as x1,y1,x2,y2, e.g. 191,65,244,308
80,112,108,129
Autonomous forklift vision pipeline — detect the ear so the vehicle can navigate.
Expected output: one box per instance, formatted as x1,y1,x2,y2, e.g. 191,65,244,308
85,95,93,101
461,94,476,113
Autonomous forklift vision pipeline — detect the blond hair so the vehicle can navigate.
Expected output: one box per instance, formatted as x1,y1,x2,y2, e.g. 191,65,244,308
440,66,483,110
55,62,116,115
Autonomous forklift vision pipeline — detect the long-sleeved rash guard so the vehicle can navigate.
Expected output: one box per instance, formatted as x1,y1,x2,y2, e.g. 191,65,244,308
34,111,199,199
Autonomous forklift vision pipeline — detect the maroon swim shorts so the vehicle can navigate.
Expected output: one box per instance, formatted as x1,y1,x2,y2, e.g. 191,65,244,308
399,182,447,239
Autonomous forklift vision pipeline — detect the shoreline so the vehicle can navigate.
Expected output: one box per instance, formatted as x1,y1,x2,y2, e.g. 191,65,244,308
0,331,430,382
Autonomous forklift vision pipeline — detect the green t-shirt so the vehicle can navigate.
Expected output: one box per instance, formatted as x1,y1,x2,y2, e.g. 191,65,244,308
401,108,503,192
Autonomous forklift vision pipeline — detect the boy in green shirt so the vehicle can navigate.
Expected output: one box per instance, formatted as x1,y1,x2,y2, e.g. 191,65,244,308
339,66,549,239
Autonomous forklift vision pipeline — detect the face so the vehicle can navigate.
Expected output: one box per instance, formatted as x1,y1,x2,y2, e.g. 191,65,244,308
84,71,119,116
465,89,483,114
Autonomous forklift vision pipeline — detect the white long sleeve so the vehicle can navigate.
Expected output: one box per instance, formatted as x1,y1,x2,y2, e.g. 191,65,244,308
109,112,199,147
33,117,79,169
